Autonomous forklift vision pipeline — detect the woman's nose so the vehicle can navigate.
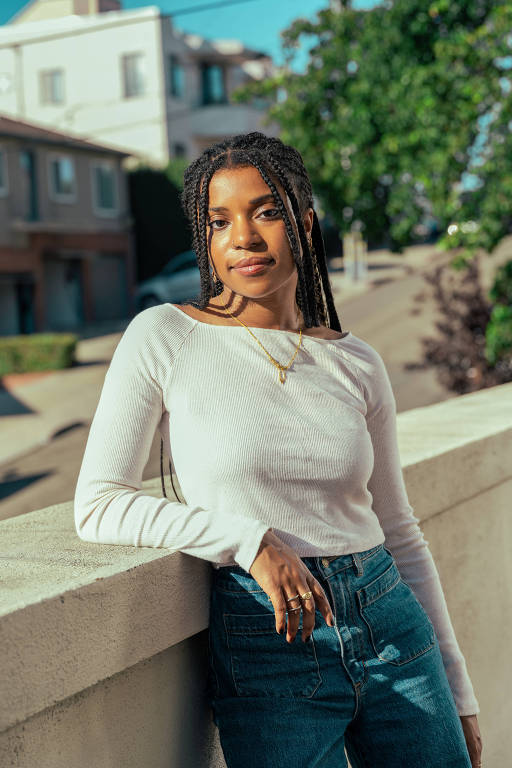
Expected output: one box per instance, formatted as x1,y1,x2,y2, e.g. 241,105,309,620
232,217,261,247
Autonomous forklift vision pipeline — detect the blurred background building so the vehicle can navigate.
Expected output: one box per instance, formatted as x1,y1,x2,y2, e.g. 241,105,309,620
0,114,133,335
0,0,279,165
0,0,280,334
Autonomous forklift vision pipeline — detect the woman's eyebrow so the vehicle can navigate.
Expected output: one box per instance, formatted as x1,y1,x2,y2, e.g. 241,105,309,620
208,193,275,212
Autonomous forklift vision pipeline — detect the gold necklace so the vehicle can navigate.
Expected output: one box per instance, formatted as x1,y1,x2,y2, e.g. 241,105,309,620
216,297,303,384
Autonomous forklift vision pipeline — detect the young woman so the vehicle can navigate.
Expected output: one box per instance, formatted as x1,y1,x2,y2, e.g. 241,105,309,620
74,132,482,767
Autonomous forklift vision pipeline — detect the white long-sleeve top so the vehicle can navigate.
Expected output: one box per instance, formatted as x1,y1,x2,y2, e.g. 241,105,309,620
74,302,479,716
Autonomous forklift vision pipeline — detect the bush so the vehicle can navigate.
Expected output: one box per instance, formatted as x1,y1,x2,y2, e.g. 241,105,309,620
0,333,77,377
407,255,512,394
485,259,512,365
485,304,512,366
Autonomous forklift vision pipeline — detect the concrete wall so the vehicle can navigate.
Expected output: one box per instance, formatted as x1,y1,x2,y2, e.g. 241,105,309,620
1,381,510,766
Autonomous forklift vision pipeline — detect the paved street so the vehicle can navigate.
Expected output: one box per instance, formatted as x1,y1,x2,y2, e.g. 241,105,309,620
0,241,494,521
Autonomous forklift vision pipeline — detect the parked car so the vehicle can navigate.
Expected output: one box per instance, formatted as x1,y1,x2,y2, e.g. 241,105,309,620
134,250,202,311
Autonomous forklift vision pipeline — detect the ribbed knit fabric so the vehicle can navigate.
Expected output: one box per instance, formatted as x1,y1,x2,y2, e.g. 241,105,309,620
74,302,479,716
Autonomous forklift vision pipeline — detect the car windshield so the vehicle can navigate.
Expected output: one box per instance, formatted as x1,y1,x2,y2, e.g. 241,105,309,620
161,251,197,276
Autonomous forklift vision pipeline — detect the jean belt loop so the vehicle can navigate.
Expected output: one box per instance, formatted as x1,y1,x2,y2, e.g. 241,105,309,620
352,552,364,577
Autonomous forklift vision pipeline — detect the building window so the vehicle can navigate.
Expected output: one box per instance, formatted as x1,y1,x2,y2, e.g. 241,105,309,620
40,69,65,105
200,63,226,105
0,147,8,195
48,154,76,201
168,55,185,98
121,53,146,98
91,160,118,216
172,142,186,158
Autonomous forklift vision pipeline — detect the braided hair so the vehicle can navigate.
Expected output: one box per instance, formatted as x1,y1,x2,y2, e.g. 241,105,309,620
160,131,344,501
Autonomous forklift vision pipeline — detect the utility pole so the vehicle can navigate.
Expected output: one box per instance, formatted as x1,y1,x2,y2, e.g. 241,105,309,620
342,231,368,283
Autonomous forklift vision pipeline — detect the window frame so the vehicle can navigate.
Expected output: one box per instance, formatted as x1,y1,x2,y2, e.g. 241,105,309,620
39,68,65,106
90,158,119,218
172,142,187,158
200,62,227,106
168,54,185,99
121,52,147,99
47,152,77,204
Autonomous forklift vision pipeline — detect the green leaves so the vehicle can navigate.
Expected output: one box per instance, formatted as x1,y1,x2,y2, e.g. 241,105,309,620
231,0,511,255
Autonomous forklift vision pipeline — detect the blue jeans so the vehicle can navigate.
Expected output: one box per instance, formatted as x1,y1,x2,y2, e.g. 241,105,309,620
207,543,472,767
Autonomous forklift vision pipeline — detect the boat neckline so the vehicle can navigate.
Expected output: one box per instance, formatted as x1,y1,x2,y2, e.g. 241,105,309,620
167,303,351,343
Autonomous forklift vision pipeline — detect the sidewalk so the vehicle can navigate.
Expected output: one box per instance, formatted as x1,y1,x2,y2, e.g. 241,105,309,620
0,328,128,467
0,242,447,468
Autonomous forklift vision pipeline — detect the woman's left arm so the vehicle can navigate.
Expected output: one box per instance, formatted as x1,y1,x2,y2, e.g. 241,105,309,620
360,343,482,764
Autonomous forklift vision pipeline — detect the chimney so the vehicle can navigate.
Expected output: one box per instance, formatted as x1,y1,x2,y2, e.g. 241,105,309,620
73,0,122,14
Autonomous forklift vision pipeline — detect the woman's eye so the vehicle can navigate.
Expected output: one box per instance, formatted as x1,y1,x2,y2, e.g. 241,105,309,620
208,209,279,230
261,208,279,217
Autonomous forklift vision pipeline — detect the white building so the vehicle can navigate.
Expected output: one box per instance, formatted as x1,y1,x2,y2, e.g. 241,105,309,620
0,0,280,167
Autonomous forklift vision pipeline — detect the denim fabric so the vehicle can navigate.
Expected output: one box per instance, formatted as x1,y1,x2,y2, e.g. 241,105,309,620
206,543,471,768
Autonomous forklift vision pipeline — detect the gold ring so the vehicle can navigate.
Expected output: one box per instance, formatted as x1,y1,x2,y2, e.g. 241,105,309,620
301,591,313,600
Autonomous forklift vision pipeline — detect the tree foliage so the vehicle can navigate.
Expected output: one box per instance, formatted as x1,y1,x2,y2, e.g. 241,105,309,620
127,166,190,281
231,0,512,261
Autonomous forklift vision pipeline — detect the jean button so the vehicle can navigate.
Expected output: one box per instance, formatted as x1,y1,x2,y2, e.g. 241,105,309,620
321,557,330,567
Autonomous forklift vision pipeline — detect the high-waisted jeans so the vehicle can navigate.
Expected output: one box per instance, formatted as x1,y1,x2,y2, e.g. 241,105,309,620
206,543,472,767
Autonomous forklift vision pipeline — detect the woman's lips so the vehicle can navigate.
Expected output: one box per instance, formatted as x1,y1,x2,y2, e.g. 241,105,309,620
232,260,274,275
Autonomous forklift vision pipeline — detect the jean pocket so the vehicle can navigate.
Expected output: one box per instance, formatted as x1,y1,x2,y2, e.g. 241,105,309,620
213,567,266,596
223,611,323,699
356,561,436,666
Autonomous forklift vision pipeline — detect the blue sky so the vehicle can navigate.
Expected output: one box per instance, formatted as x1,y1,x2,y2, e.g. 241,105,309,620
1,1,380,70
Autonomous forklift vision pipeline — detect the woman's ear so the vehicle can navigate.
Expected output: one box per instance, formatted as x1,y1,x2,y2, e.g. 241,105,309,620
304,208,314,240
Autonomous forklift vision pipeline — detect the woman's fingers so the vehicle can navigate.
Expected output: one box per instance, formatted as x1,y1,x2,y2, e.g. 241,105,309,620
270,573,335,640
283,585,303,643
309,576,336,630
271,589,288,635
250,534,336,639
282,575,335,643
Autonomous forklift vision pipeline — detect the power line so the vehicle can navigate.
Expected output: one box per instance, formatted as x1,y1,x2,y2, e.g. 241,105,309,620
167,0,262,17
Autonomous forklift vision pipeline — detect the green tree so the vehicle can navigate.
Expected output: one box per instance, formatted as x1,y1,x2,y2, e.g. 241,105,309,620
165,157,189,191
127,165,191,281
231,0,512,261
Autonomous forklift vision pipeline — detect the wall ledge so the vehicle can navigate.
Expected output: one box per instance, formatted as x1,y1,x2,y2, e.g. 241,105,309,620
1,381,511,732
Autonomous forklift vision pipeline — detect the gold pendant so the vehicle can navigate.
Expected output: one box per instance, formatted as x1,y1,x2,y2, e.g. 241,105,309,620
279,368,286,384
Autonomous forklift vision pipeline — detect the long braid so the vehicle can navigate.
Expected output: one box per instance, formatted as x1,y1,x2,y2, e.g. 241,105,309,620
266,152,339,331
246,153,315,326
312,250,327,326
262,154,318,326
197,155,227,292
161,132,345,498
312,210,341,331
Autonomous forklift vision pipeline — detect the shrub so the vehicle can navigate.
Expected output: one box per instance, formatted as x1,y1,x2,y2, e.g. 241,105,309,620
0,333,77,377
407,256,512,393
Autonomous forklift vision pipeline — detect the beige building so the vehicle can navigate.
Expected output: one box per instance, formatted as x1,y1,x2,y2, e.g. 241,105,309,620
0,0,280,166
0,113,134,335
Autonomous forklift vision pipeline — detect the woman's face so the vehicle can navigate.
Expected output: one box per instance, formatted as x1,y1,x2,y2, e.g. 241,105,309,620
203,164,313,301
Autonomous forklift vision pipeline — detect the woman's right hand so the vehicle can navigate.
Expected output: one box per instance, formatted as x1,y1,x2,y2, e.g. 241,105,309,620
249,529,336,644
